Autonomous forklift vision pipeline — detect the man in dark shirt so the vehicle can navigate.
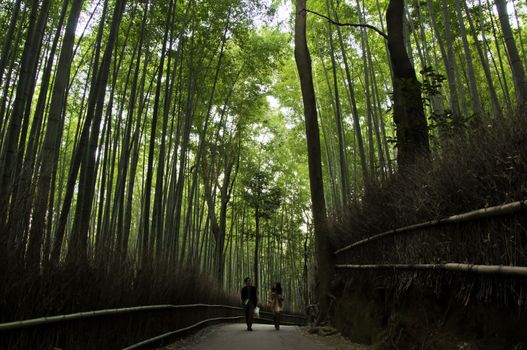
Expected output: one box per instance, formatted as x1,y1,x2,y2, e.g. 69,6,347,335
240,276,258,331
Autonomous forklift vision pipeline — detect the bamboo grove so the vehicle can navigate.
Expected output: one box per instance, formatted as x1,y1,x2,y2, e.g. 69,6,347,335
1,0,527,319
285,0,527,214
0,0,314,315
291,0,527,323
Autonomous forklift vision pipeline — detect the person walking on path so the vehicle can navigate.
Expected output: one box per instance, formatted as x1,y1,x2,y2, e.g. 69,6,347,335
270,282,284,330
241,277,258,331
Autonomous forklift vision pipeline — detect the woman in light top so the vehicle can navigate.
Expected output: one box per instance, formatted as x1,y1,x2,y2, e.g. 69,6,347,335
270,282,283,330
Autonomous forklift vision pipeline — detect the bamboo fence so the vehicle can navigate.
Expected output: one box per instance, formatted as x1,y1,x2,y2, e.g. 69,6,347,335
0,303,306,331
1,303,306,349
334,199,527,255
335,263,527,276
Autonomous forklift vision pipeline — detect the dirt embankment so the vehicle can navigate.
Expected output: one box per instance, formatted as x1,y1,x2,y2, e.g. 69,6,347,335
329,115,527,349
332,282,527,349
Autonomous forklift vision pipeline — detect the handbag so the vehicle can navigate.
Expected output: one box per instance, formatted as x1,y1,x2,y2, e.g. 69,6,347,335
254,306,260,318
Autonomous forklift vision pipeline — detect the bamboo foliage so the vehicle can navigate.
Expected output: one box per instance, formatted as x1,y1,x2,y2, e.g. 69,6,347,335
0,0,317,324
297,0,527,210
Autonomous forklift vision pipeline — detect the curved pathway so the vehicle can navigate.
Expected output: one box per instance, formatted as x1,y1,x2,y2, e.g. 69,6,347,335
183,323,324,350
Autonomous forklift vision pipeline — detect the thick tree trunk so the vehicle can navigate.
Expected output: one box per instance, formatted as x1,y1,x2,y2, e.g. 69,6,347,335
386,0,430,168
294,0,334,324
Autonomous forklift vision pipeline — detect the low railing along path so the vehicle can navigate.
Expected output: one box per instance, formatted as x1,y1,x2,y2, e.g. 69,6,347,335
0,303,307,349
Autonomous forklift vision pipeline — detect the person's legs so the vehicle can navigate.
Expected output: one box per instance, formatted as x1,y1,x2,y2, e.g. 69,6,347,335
245,306,250,330
274,312,280,330
245,305,254,330
248,305,254,330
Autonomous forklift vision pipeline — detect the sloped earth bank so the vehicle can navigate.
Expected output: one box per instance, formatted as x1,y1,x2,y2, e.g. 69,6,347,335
332,283,527,349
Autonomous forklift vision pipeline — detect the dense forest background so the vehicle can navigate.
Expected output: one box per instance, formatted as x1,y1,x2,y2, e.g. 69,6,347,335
0,0,526,323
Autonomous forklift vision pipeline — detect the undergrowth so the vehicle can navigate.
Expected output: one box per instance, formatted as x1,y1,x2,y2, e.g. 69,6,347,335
0,264,234,323
330,114,527,309
329,114,527,348
0,263,238,349
331,115,527,248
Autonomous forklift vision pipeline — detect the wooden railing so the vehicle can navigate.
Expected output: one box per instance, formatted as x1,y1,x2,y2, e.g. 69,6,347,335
333,199,527,276
335,263,527,276
0,303,306,349
334,199,526,254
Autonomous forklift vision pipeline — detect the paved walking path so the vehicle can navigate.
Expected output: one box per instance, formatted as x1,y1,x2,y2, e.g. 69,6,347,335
184,323,324,350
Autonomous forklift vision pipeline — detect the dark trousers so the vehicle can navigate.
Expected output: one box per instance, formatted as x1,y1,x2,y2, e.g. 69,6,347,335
244,305,254,329
273,312,281,329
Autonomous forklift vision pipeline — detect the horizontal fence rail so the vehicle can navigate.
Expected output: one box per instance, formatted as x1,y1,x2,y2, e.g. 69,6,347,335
336,263,527,276
0,304,242,331
0,303,306,331
334,199,527,255
0,303,306,349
